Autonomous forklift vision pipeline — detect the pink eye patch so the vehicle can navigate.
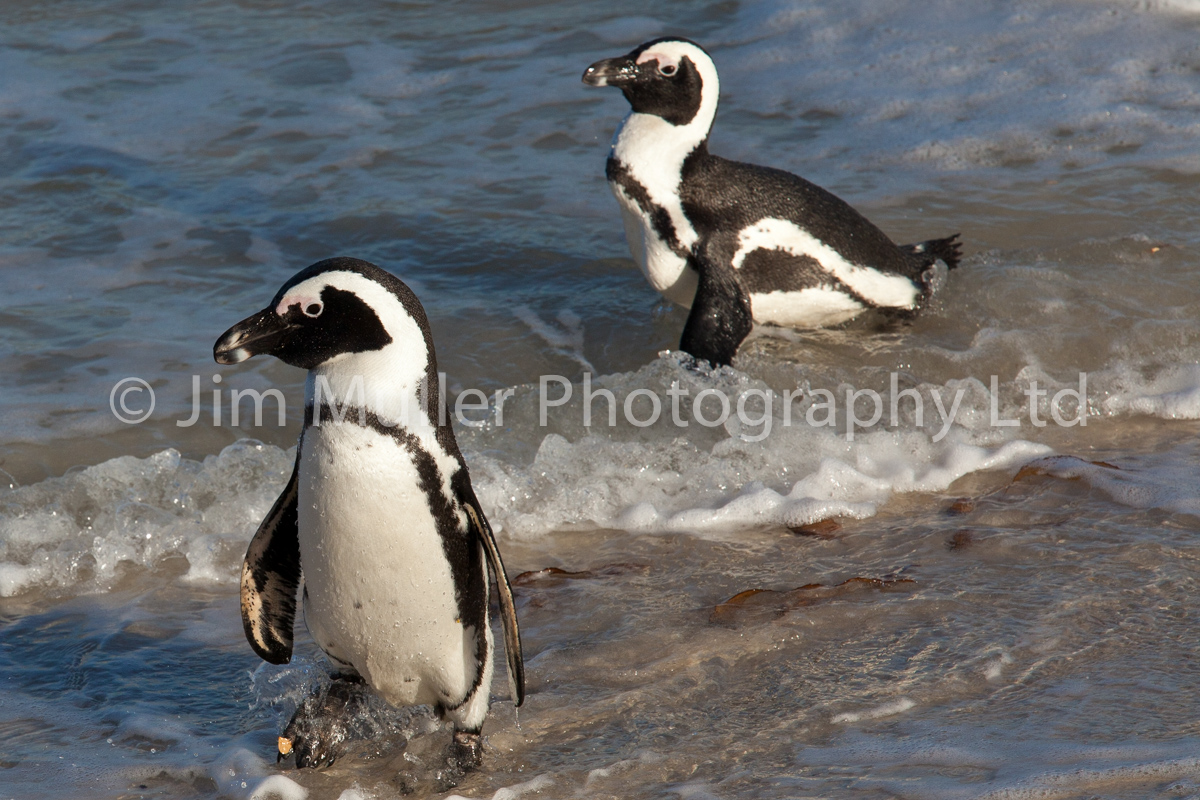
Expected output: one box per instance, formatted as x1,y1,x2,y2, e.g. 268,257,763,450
277,293,321,316
636,50,679,70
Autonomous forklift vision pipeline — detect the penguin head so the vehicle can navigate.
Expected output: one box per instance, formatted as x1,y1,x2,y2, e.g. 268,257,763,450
582,37,718,128
214,257,433,375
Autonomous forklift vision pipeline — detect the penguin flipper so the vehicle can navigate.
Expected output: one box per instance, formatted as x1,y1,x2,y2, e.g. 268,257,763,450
462,497,525,707
241,450,302,665
678,250,754,368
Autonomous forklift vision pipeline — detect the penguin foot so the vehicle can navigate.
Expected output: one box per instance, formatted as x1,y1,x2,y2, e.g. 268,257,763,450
279,678,372,769
433,730,483,789
391,730,481,794
449,730,483,770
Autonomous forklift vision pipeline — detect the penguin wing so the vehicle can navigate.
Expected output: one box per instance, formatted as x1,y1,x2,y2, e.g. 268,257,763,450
462,494,525,707
683,154,925,279
679,246,754,367
240,451,302,665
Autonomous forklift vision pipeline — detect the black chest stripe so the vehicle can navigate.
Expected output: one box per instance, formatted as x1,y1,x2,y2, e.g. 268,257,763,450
607,157,690,260
304,403,489,702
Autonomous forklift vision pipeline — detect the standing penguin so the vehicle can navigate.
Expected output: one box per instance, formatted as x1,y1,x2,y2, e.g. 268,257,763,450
583,37,962,367
214,257,523,773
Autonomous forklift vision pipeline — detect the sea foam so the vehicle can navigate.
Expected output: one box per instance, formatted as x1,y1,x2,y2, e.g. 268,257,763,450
17,349,1200,598
0,442,292,597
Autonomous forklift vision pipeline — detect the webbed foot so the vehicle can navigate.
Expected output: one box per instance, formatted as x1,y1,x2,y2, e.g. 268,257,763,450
432,730,483,789
449,730,483,770
392,729,483,794
278,677,370,769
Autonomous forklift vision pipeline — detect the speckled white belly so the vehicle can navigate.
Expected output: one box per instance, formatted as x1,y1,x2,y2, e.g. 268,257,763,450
297,422,478,708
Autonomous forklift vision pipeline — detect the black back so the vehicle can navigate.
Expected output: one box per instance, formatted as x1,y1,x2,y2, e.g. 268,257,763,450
679,145,927,281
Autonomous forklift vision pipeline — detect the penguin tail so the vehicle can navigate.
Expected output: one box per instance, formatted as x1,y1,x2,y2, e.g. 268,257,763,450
902,233,962,270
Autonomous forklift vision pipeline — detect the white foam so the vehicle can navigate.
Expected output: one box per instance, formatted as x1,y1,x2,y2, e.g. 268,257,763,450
513,306,595,373
1102,364,1200,419
492,774,555,800
832,697,916,724
468,356,1050,539
0,357,1058,598
671,783,725,800
0,442,292,597
584,751,665,787
1014,453,1200,516
984,652,1014,681
445,773,553,800
206,747,274,799
249,775,309,800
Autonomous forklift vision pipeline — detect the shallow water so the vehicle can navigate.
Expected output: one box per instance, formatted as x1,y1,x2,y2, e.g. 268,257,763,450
4,0,1200,798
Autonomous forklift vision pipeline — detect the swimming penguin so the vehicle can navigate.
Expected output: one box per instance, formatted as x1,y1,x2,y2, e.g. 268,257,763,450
583,37,962,367
213,257,524,773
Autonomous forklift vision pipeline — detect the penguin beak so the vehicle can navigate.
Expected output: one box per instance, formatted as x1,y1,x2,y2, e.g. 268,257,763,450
214,308,296,365
582,56,638,87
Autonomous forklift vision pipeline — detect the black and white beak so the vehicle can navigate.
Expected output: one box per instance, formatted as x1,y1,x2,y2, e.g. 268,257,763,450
582,55,638,87
214,308,297,365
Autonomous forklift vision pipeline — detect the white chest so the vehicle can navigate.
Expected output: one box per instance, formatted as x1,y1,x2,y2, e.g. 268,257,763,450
609,112,706,309
611,183,698,307
296,422,480,707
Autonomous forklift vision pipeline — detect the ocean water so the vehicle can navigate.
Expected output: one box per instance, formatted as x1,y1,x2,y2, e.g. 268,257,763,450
4,0,1200,797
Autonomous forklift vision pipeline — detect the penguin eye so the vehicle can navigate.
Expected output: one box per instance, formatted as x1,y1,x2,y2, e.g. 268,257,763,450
659,63,677,77
303,302,323,318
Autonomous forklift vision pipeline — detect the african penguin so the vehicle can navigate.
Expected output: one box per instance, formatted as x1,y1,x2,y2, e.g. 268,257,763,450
583,37,962,367
213,257,524,772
